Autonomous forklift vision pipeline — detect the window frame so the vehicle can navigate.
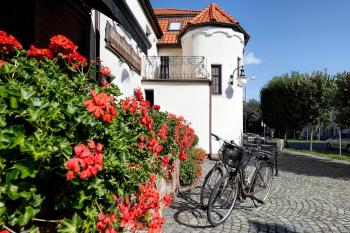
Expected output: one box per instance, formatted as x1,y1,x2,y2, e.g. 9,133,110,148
211,64,222,95
168,22,182,31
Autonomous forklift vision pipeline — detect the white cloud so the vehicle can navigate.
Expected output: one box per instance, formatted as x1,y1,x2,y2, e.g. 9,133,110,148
243,52,262,65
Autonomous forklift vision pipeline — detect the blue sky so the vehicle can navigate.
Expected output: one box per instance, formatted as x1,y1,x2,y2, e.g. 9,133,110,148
150,0,350,100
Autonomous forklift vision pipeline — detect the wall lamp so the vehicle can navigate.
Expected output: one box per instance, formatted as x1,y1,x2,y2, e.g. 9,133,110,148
230,65,245,85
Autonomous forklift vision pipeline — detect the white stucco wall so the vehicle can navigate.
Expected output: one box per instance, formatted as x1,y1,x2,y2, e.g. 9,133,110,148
90,7,158,97
181,26,245,152
141,81,211,153
158,48,183,57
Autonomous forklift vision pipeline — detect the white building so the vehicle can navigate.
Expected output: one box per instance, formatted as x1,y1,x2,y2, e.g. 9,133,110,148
88,0,162,97
142,3,250,154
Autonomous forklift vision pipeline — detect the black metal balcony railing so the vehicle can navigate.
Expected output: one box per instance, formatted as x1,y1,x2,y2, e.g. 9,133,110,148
142,56,209,80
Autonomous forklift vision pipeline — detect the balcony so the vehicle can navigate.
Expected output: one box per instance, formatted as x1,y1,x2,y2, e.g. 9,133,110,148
142,56,209,80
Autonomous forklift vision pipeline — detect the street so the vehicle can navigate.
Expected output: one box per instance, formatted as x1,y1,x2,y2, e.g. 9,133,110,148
285,140,350,156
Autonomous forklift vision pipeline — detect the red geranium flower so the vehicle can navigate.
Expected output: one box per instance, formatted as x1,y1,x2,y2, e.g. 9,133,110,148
152,105,160,110
96,212,117,233
49,35,77,54
0,30,22,54
162,194,173,207
100,65,111,76
65,140,104,180
27,45,54,60
134,87,144,100
64,51,87,69
84,90,117,123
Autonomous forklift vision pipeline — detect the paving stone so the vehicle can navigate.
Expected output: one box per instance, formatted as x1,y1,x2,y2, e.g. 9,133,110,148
162,145,350,233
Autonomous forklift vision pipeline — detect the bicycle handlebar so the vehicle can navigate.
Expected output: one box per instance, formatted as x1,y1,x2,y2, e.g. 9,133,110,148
211,133,241,149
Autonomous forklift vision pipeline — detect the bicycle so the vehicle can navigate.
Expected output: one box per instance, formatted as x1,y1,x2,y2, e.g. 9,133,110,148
206,134,273,226
200,133,232,208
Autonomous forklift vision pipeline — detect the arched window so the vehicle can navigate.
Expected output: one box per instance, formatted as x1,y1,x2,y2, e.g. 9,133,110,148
121,69,132,96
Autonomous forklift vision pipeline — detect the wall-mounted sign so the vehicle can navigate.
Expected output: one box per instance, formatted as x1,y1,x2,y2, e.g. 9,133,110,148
105,22,142,74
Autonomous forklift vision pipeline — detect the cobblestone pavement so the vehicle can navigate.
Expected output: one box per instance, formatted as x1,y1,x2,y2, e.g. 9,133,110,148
163,146,350,233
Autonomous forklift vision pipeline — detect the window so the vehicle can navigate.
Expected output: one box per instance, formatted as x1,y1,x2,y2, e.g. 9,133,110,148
145,89,154,107
168,22,182,31
160,56,169,79
211,65,222,94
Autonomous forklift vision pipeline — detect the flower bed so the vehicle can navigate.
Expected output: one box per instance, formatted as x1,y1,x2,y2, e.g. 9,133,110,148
0,31,202,233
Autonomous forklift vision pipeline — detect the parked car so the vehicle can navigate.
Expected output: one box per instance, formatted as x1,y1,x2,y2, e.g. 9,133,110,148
243,133,264,146
326,133,350,152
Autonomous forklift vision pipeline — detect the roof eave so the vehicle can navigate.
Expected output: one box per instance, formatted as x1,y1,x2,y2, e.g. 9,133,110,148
178,22,250,46
138,0,163,38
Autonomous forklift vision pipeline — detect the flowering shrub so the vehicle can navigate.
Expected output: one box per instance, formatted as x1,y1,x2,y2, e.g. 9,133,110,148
0,32,202,232
180,148,207,186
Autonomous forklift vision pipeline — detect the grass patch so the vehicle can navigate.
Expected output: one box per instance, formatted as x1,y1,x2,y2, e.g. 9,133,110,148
286,148,350,162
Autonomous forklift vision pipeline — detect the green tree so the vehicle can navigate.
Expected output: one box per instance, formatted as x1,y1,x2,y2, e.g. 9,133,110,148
260,71,331,146
333,72,350,127
244,99,262,133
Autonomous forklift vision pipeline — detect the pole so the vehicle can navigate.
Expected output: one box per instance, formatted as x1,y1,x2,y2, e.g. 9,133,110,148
339,127,342,156
244,85,247,133
275,146,279,176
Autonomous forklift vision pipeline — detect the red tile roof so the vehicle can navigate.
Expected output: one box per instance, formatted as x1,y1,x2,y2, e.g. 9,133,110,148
155,3,244,46
157,18,192,44
190,3,238,25
153,8,201,16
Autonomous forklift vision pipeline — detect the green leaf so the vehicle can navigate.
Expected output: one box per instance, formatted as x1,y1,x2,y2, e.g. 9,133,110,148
9,96,18,109
57,213,82,233
13,164,38,179
18,206,39,226
20,87,36,100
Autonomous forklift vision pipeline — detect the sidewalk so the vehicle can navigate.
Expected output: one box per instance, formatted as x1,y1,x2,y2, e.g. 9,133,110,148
162,148,350,233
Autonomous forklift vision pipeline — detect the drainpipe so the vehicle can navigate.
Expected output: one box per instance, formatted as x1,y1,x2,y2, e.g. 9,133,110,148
209,79,212,159
95,10,100,80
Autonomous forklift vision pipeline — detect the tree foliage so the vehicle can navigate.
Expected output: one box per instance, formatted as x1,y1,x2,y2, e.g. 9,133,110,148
260,71,331,138
244,99,262,133
333,72,350,128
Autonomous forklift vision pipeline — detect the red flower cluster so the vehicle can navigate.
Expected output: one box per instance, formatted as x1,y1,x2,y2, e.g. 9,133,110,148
96,213,117,233
115,174,172,233
66,140,103,180
27,45,54,60
156,124,168,141
0,30,22,54
134,88,144,101
141,111,154,131
152,105,160,110
100,66,111,77
194,149,206,180
162,194,173,207
161,154,170,168
120,98,138,113
49,35,77,54
100,65,112,87
64,51,87,69
170,115,196,161
85,90,117,123
148,138,163,158
138,136,163,158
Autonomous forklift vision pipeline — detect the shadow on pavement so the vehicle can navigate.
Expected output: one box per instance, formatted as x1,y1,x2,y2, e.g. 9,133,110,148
169,186,212,228
249,220,297,233
275,151,350,180
168,184,262,229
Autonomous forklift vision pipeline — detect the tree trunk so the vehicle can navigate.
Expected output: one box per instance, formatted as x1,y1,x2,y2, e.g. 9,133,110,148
306,127,309,141
310,128,313,151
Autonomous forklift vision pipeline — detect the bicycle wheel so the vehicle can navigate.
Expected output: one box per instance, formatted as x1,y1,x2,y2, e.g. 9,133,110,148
207,173,239,226
200,165,224,208
252,162,273,207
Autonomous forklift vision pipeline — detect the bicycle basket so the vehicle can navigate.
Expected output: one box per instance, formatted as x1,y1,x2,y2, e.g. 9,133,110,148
222,143,243,168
